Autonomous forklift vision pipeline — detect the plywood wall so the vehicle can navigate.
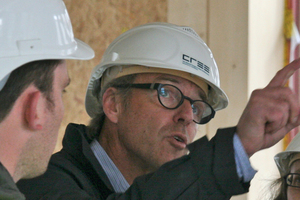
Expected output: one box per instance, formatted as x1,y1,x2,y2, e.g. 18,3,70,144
55,0,167,152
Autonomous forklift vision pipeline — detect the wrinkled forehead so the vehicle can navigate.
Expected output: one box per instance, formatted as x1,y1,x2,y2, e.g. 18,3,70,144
135,73,207,99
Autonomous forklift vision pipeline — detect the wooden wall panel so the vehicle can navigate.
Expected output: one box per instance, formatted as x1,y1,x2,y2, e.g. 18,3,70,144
247,1,285,200
55,0,167,152
208,1,248,200
168,0,208,41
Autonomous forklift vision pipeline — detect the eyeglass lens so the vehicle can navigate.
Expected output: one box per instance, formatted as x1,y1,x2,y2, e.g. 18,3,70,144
157,84,212,124
286,173,300,188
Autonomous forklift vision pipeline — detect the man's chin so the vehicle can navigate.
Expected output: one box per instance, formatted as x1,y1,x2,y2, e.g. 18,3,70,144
21,164,48,180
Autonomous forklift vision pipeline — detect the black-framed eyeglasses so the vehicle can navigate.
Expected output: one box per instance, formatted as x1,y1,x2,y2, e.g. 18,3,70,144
114,83,215,124
286,173,300,188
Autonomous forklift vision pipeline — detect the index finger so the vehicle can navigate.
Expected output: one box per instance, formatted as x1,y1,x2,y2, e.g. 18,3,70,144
267,58,300,87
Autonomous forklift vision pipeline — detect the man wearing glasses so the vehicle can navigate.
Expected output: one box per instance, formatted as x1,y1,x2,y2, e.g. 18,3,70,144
271,130,300,199
18,22,300,199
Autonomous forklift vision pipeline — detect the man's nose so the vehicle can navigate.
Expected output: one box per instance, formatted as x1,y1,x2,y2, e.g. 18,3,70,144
173,99,194,125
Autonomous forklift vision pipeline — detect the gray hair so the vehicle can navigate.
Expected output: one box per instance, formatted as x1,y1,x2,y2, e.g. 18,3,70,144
87,74,137,140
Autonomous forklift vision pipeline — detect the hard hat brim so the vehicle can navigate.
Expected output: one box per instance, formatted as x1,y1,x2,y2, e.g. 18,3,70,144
0,38,94,83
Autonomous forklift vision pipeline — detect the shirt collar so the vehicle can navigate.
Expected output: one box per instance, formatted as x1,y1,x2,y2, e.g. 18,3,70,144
90,139,130,192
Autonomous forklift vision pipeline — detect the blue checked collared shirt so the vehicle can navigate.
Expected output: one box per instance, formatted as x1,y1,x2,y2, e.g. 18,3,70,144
90,140,130,192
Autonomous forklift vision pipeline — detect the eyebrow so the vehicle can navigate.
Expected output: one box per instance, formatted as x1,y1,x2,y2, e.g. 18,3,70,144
154,76,180,84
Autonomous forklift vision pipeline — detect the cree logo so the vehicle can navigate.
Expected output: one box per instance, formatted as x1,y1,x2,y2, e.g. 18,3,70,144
182,54,210,75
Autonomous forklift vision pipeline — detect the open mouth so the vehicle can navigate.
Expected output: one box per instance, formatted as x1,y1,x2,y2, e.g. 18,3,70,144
170,135,187,149
174,136,184,143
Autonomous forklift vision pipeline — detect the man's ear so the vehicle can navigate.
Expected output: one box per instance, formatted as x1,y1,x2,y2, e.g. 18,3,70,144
24,91,45,130
102,87,120,123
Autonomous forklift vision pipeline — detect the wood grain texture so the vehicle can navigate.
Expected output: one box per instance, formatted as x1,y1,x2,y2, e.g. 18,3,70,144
55,0,167,152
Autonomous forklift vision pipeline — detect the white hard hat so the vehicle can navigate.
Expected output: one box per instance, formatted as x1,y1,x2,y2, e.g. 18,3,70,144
0,0,95,91
85,22,228,118
274,133,300,176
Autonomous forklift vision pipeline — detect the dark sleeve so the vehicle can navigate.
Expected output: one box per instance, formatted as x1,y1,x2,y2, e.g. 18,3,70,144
108,127,249,200
17,152,109,200
17,165,98,200
210,126,250,193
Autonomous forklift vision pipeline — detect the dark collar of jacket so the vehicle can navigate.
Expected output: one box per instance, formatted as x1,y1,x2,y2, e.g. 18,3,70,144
0,162,25,200
60,123,114,195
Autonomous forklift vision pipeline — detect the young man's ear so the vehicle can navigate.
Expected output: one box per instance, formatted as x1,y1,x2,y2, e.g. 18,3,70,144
102,87,120,123
24,91,45,130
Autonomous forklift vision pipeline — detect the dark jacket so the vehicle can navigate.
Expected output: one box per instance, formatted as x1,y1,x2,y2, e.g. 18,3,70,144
0,162,25,200
17,123,249,199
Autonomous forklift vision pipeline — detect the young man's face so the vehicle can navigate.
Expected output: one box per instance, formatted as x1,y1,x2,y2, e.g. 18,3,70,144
115,73,206,172
20,61,70,178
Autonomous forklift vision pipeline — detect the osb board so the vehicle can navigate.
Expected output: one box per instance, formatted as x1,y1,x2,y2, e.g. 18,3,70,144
55,0,167,152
